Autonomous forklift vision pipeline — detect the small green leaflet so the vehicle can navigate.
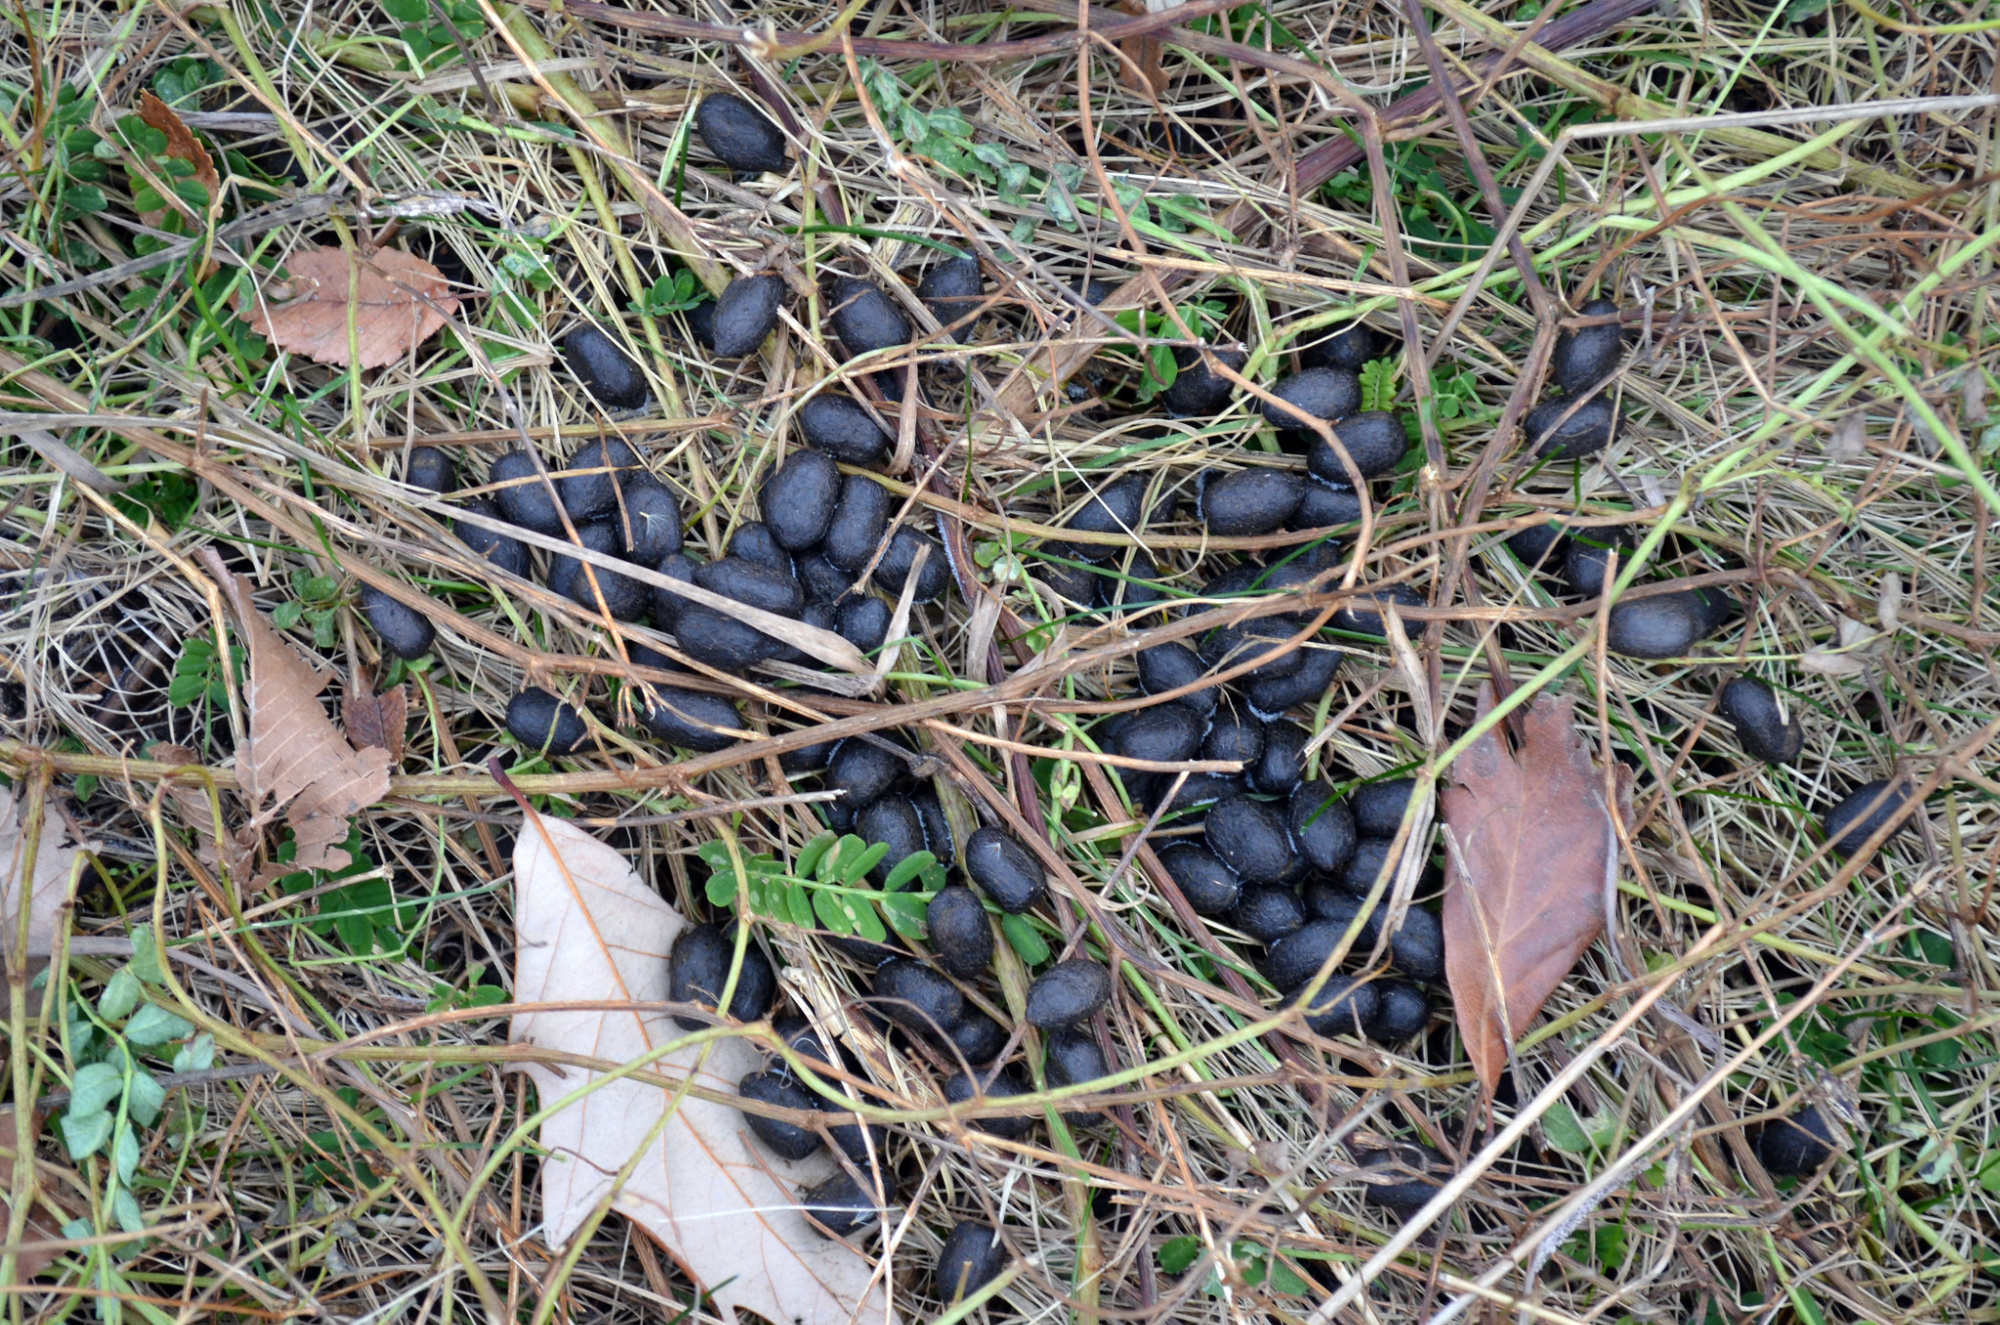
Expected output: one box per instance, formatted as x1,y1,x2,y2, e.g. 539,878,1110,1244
1359,357,1398,412
1002,914,1049,965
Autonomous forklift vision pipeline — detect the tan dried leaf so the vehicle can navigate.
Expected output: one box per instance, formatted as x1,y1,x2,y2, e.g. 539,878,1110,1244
135,91,220,227
343,682,409,764
509,816,898,1325
1441,685,1625,1096
0,1106,66,1281
1,788,94,961
238,247,460,369
199,549,392,871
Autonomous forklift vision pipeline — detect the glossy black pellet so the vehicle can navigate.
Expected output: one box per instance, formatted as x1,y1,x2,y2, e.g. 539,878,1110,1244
1525,395,1616,461
823,474,893,571
1506,519,1567,570
759,451,841,551
946,1012,1008,1067
1105,702,1206,767
1026,958,1113,1028
829,277,911,357
1146,772,1241,818
1351,778,1416,839
559,439,642,520
858,797,927,885
1825,779,1914,855
551,524,649,620
1062,474,1148,560
778,732,838,774
799,394,891,467
1298,323,1382,373
1552,298,1623,396
1605,597,1702,659
506,687,588,755
1199,468,1305,536
936,1221,1008,1302
694,556,804,617
827,737,905,811
612,482,681,566
1757,1105,1836,1175
1308,411,1408,483
682,301,716,349
839,595,891,653
1163,346,1246,417
1289,782,1357,875
917,258,983,341
695,93,789,174
737,1070,822,1160
674,605,787,669
1044,1025,1112,1127
796,555,851,607
942,1064,1034,1139
1203,710,1265,768
359,586,435,659
1562,526,1630,597
1365,980,1430,1042
1291,479,1363,531
1289,973,1379,1038
1157,842,1242,915
1243,646,1343,720
878,526,949,602
1264,918,1354,992
1136,642,1218,718
873,957,964,1038
927,886,993,979
489,450,564,534
1206,793,1306,886
913,782,954,861
404,445,456,494
965,827,1047,913
1264,367,1360,431
710,273,786,358
565,325,649,409
639,685,741,753
454,498,529,577
1226,885,1307,944
646,552,698,630
1093,549,1168,617
1388,907,1444,982
799,1170,883,1238
1332,583,1425,637
1249,723,1307,795
1717,676,1804,766
1340,837,1397,895
668,922,776,1029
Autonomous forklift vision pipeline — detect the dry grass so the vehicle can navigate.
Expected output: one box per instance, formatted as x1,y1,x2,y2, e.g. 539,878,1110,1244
3,0,1999,1321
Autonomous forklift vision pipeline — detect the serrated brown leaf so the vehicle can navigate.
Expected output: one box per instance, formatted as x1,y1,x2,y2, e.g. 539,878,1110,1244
199,549,392,872
238,246,460,369
342,683,408,764
509,816,897,1325
1441,685,1626,1095
135,91,220,229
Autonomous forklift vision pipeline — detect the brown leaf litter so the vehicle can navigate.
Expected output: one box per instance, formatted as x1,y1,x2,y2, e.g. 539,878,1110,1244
237,245,460,369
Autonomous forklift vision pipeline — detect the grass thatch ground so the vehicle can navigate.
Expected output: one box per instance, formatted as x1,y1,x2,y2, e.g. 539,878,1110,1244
3,0,1998,1320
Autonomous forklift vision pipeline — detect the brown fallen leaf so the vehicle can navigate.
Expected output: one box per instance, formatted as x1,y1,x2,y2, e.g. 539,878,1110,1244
509,815,897,1325
1,787,95,964
238,246,460,369
1441,685,1628,1095
342,681,409,764
134,91,220,228
0,1105,67,1281
199,549,392,872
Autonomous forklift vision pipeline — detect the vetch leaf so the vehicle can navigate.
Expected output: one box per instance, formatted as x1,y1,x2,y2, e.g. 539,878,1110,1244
124,1003,194,1046
879,893,927,940
61,1109,113,1161
68,1063,123,1118
508,816,897,1325
112,1120,140,1183
1158,1236,1202,1274
881,850,937,893
1001,914,1050,965
840,841,890,885
99,968,140,1021
125,1070,165,1127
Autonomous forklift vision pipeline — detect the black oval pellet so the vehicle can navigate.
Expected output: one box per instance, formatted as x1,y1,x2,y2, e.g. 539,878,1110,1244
829,277,911,357
359,586,435,659
1105,702,1205,766
778,731,838,775
858,796,927,886
799,1170,883,1238
489,450,565,534
772,1014,843,1078
927,885,993,979
1203,710,1265,768
942,1064,1034,1139
839,595,891,653
827,737,905,811
1717,676,1804,766
1525,395,1616,461
823,474,893,571
1243,645,1343,720
694,556,804,617
1388,906,1444,982
824,1104,894,1171
799,394,891,467
917,258,983,341
1308,411,1408,484
506,687,589,755
913,782,954,861
565,325,649,409
646,551,698,630
1264,918,1354,992
1677,584,1741,639
1059,473,1148,563
1093,549,1168,618
1157,842,1242,915
1250,722,1307,795
1289,973,1379,1038
796,554,851,607
1302,886,1381,943
936,1221,1008,1302
946,1011,1008,1067
760,451,841,551
1340,837,1399,896
405,445,456,494
674,604,787,669
1163,346,1246,417
1071,276,1117,309
1552,297,1623,396
1358,1145,1447,1218
695,92,789,173
1332,582,1425,637
454,498,529,577
1199,468,1306,536
1606,597,1702,659
1026,957,1113,1029
1291,479,1363,531
612,481,682,566
965,827,1047,913
737,1069,823,1160
639,685,741,752
1299,323,1382,373
1289,782,1357,875
1227,885,1306,944
1206,793,1305,887
1264,367,1360,431
1146,772,1242,818
682,300,716,349
1506,519,1567,571
1561,526,1630,597
1045,1025,1112,1127
873,957,964,1037
1757,1105,1836,1175
725,522,792,579
551,524,649,620
878,525,949,602
1365,980,1430,1042
668,922,776,1029
1825,779,1914,855
710,272,787,358
559,439,643,521
1351,778,1416,839
1136,642,1218,718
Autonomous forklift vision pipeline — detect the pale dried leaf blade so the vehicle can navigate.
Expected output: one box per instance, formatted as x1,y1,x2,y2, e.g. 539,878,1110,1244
0,788,94,960
343,683,409,763
1440,687,1614,1094
508,818,897,1325
200,549,392,871
237,246,460,369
